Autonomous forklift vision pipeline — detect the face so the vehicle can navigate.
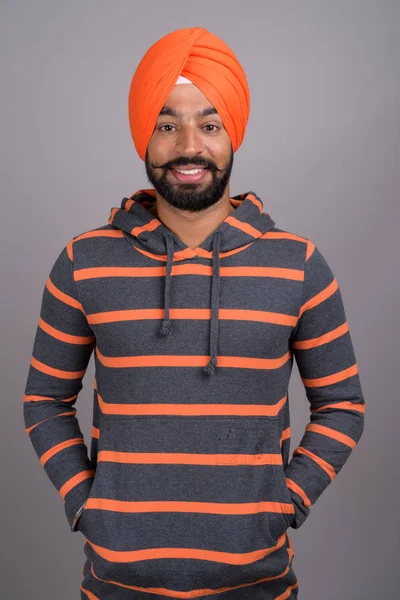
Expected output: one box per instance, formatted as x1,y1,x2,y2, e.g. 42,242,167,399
145,84,234,212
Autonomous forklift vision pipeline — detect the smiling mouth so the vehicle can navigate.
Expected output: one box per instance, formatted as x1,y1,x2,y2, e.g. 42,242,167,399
169,167,209,183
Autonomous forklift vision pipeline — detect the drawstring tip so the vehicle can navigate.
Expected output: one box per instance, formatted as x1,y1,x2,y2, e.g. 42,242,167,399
204,357,217,376
160,320,172,336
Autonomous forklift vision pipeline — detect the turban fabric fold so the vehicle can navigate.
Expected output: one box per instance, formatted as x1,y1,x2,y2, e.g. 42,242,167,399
128,27,250,161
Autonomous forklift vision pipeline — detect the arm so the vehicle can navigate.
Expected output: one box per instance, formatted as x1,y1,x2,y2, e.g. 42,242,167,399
285,239,366,528
23,240,96,531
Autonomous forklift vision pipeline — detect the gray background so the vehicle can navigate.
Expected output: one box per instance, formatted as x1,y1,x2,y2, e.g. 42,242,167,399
1,1,399,598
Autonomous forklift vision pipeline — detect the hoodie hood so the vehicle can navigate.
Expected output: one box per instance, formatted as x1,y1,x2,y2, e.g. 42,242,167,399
108,189,275,376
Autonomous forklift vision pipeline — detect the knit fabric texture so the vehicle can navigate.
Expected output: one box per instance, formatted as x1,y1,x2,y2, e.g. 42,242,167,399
23,189,365,599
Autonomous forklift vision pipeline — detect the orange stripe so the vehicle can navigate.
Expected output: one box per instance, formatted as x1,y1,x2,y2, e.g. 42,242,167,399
86,533,288,565
95,347,291,371
130,244,191,262
246,192,263,214
281,427,291,444
285,478,312,508
225,215,262,239
74,229,124,241
124,198,135,210
86,307,297,327
40,437,84,466
66,239,74,261
84,499,294,519
128,231,307,262
305,239,315,261
74,264,304,281
96,451,283,466
275,583,299,600
291,321,349,350
306,423,357,449
31,355,86,379
80,585,99,600
302,363,358,387
23,393,78,402
129,216,289,264
131,218,162,237
130,241,255,261
59,469,95,499
38,316,95,345
294,447,336,480
173,247,199,261
261,231,307,243
312,400,365,414
25,410,76,434
92,425,100,439
298,279,338,318
108,207,119,223
46,276,83,311
88,550,297,598
97,393,287,417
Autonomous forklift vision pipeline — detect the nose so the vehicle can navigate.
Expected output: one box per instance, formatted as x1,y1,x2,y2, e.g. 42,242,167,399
175,124,205,156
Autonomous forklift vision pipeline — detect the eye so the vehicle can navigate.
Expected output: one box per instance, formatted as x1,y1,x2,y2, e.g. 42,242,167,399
159,124,175,132
204,124,219,132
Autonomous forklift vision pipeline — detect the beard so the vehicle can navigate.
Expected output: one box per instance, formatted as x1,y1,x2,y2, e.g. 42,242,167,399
144,146,234,213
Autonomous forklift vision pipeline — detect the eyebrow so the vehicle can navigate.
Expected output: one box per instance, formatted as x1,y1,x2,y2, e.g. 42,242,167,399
158,106,219,119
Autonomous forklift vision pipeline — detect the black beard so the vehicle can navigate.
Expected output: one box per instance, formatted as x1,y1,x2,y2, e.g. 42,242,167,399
144,147,234,212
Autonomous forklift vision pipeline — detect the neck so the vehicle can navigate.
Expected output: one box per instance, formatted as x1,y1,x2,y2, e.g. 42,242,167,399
150,189,234,250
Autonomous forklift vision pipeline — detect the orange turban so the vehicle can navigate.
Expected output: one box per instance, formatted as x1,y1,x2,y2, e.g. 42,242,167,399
128,27,251,161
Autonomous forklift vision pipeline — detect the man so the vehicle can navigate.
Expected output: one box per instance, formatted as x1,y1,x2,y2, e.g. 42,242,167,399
23,26,365,600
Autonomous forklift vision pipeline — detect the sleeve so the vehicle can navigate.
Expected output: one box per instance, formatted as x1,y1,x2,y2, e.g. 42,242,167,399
285,239,366,529
22,240,96,532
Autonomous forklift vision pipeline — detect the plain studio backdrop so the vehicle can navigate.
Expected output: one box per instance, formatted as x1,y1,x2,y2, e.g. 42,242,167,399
1,1,399,598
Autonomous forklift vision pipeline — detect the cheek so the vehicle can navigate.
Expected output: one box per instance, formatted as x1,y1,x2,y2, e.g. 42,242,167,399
147,135,171,163
147,135,157,156
211,147,232,169
208,133,231,159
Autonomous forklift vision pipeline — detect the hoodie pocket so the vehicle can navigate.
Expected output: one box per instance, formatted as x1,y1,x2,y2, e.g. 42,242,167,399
75,453,100,535
77,414,295,591
215,416,296,537
270,433,296,529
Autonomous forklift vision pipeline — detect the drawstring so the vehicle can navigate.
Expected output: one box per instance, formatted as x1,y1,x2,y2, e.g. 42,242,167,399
160,233,174,336
159,230,221,376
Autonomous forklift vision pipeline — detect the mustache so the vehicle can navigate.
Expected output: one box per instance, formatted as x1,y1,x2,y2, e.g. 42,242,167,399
151,159,224,172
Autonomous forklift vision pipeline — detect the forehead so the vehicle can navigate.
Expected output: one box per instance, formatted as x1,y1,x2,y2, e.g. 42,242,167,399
159,83,220,118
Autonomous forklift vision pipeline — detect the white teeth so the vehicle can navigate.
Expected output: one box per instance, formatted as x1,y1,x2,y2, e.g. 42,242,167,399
176,168,203,175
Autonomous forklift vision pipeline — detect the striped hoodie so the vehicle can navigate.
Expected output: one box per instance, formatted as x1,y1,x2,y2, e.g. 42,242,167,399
23,189,365,600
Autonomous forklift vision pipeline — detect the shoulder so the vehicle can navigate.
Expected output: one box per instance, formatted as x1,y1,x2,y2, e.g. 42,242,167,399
265,225,316,265
65,224,124,263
